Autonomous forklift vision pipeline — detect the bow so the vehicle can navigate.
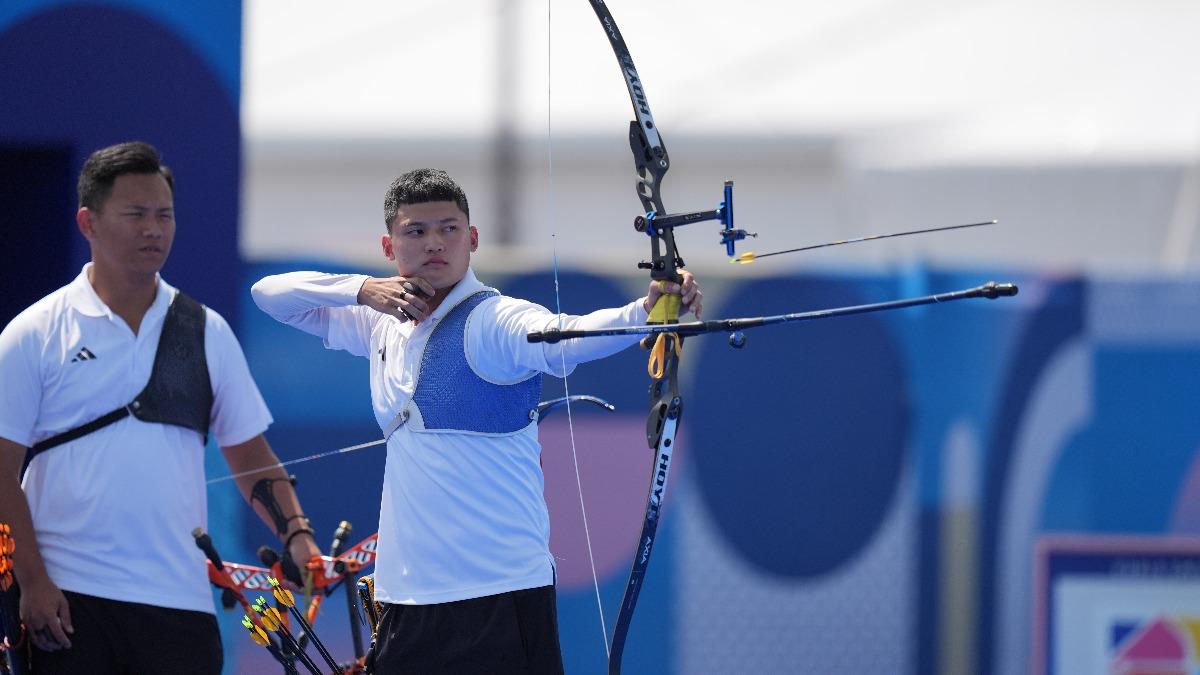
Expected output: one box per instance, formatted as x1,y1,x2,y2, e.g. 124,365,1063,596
202,532,379,600
552,3,1021,672
574,3,742,672
196,527,372,674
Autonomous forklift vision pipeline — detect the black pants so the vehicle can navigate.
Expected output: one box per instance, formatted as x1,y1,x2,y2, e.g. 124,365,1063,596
30,591,222,675
368,585,565,675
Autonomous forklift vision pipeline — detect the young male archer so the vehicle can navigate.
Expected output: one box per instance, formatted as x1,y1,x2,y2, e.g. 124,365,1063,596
252,167,702,673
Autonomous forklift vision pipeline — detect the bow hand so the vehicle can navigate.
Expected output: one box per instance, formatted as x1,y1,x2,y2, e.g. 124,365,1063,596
643,270,703,320
285,535,321,578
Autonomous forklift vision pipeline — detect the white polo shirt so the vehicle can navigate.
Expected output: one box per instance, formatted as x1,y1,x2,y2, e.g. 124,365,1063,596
252,268,645,604
0,265,272,613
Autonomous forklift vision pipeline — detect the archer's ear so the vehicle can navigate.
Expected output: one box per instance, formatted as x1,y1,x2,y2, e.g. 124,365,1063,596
469,226,479,252
381,234,394,260
77,208,96,241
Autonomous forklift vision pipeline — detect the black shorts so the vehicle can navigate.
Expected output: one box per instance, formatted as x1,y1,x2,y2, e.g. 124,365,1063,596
368,584,565,675
30,590,222,675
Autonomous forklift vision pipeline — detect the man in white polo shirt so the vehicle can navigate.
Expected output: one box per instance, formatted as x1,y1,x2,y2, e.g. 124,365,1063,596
252,168,703,673
0,141,321,674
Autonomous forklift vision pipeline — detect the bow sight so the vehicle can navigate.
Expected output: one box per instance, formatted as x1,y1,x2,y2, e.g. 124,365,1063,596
632,180,756,273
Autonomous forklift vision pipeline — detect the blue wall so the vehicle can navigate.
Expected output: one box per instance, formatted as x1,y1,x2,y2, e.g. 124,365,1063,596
0,1,246,668
0,0,242,324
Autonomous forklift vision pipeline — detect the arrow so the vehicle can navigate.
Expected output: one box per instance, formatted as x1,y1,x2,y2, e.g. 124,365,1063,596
251,596,325,675
269,578,340,673
731,220,999,264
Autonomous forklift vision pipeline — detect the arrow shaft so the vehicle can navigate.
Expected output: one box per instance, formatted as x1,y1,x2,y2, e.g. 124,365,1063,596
749,220,997,260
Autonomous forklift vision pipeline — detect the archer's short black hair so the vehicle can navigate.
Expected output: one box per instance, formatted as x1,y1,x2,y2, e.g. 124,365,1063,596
77,141,174,211
383,168,470,232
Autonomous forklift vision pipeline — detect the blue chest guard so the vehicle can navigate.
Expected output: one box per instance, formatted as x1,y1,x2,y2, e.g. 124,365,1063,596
411,290,541,434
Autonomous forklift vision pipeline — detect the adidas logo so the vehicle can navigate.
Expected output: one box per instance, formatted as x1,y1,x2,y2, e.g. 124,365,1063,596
70,347,97,362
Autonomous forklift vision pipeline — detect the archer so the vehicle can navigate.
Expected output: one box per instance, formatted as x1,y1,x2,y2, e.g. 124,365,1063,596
0,142,322,674
251,168,702,673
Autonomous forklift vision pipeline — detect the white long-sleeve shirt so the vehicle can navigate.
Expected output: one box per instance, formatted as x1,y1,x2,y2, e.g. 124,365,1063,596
251,268,646,604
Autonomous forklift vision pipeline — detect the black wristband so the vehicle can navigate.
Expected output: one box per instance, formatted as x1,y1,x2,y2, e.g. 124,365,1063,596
284,527,315,550
285,515,310,528
250,475,299,537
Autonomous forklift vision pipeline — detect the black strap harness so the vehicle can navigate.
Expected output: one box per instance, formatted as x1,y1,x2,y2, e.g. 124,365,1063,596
26,291,214,463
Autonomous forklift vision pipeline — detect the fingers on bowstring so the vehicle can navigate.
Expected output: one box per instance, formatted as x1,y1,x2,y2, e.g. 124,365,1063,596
394,277,434,322
395,296,426,323
401,292,430,318
389,295,415,322
402,276,436,298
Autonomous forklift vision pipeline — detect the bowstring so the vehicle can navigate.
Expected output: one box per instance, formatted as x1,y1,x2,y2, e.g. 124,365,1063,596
205,439,385,485
547,0,610,657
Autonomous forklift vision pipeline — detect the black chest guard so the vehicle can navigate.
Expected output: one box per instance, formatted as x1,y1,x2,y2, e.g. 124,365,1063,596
26,291,214,463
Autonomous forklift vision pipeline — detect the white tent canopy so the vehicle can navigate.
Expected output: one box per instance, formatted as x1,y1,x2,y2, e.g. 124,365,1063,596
244,0,1200,164
241,0,1200,272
